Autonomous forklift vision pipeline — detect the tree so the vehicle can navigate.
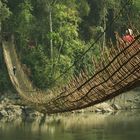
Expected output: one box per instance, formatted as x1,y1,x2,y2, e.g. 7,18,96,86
15,0,34,49
0,0,11,44
0,0,11,92
33,0,58,59
2,0,140,91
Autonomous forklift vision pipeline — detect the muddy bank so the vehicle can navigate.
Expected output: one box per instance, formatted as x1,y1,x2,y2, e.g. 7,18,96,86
0,88,140,122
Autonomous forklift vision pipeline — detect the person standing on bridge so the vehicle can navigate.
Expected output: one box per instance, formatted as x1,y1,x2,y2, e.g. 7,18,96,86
13,65,16,76
122,29,134,43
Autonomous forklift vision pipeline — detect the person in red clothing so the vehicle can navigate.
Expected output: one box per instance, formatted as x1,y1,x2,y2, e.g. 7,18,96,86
122,29,134,43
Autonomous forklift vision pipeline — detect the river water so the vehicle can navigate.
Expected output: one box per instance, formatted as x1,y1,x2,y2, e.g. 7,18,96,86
0,111,140,140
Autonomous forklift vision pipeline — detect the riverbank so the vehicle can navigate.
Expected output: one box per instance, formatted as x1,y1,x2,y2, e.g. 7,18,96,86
0,88,140,122
0,91,44,122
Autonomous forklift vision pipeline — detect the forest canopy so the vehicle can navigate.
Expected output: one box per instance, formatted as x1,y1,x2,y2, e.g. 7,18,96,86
0,0,140,91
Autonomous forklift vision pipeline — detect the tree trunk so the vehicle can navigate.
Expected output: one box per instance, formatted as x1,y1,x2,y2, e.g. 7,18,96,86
49,7,53,60
103,7,106,49
0,20,3,68
0,21,2,47
49,7,55,77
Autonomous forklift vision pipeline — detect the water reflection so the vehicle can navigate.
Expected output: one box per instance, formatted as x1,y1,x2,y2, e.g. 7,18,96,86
0,111,140,140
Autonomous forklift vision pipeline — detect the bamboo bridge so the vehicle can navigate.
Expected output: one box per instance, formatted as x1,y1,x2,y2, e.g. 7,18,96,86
2,35,140,114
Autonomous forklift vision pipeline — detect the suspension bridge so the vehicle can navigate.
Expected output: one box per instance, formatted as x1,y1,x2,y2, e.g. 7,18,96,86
2,33,140,114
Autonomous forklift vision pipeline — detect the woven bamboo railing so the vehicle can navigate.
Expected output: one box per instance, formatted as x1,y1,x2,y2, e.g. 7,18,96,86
2,35,140,114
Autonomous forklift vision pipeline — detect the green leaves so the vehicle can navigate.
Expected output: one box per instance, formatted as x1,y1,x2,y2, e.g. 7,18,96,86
0,0,11,21
77,0,90,17
2,0,140,91
16,0,34,41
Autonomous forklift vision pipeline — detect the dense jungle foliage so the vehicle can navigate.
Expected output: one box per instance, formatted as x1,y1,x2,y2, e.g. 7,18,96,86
0,0,140,91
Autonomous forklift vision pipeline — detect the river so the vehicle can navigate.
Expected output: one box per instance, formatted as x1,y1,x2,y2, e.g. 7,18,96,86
0,110,140,140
